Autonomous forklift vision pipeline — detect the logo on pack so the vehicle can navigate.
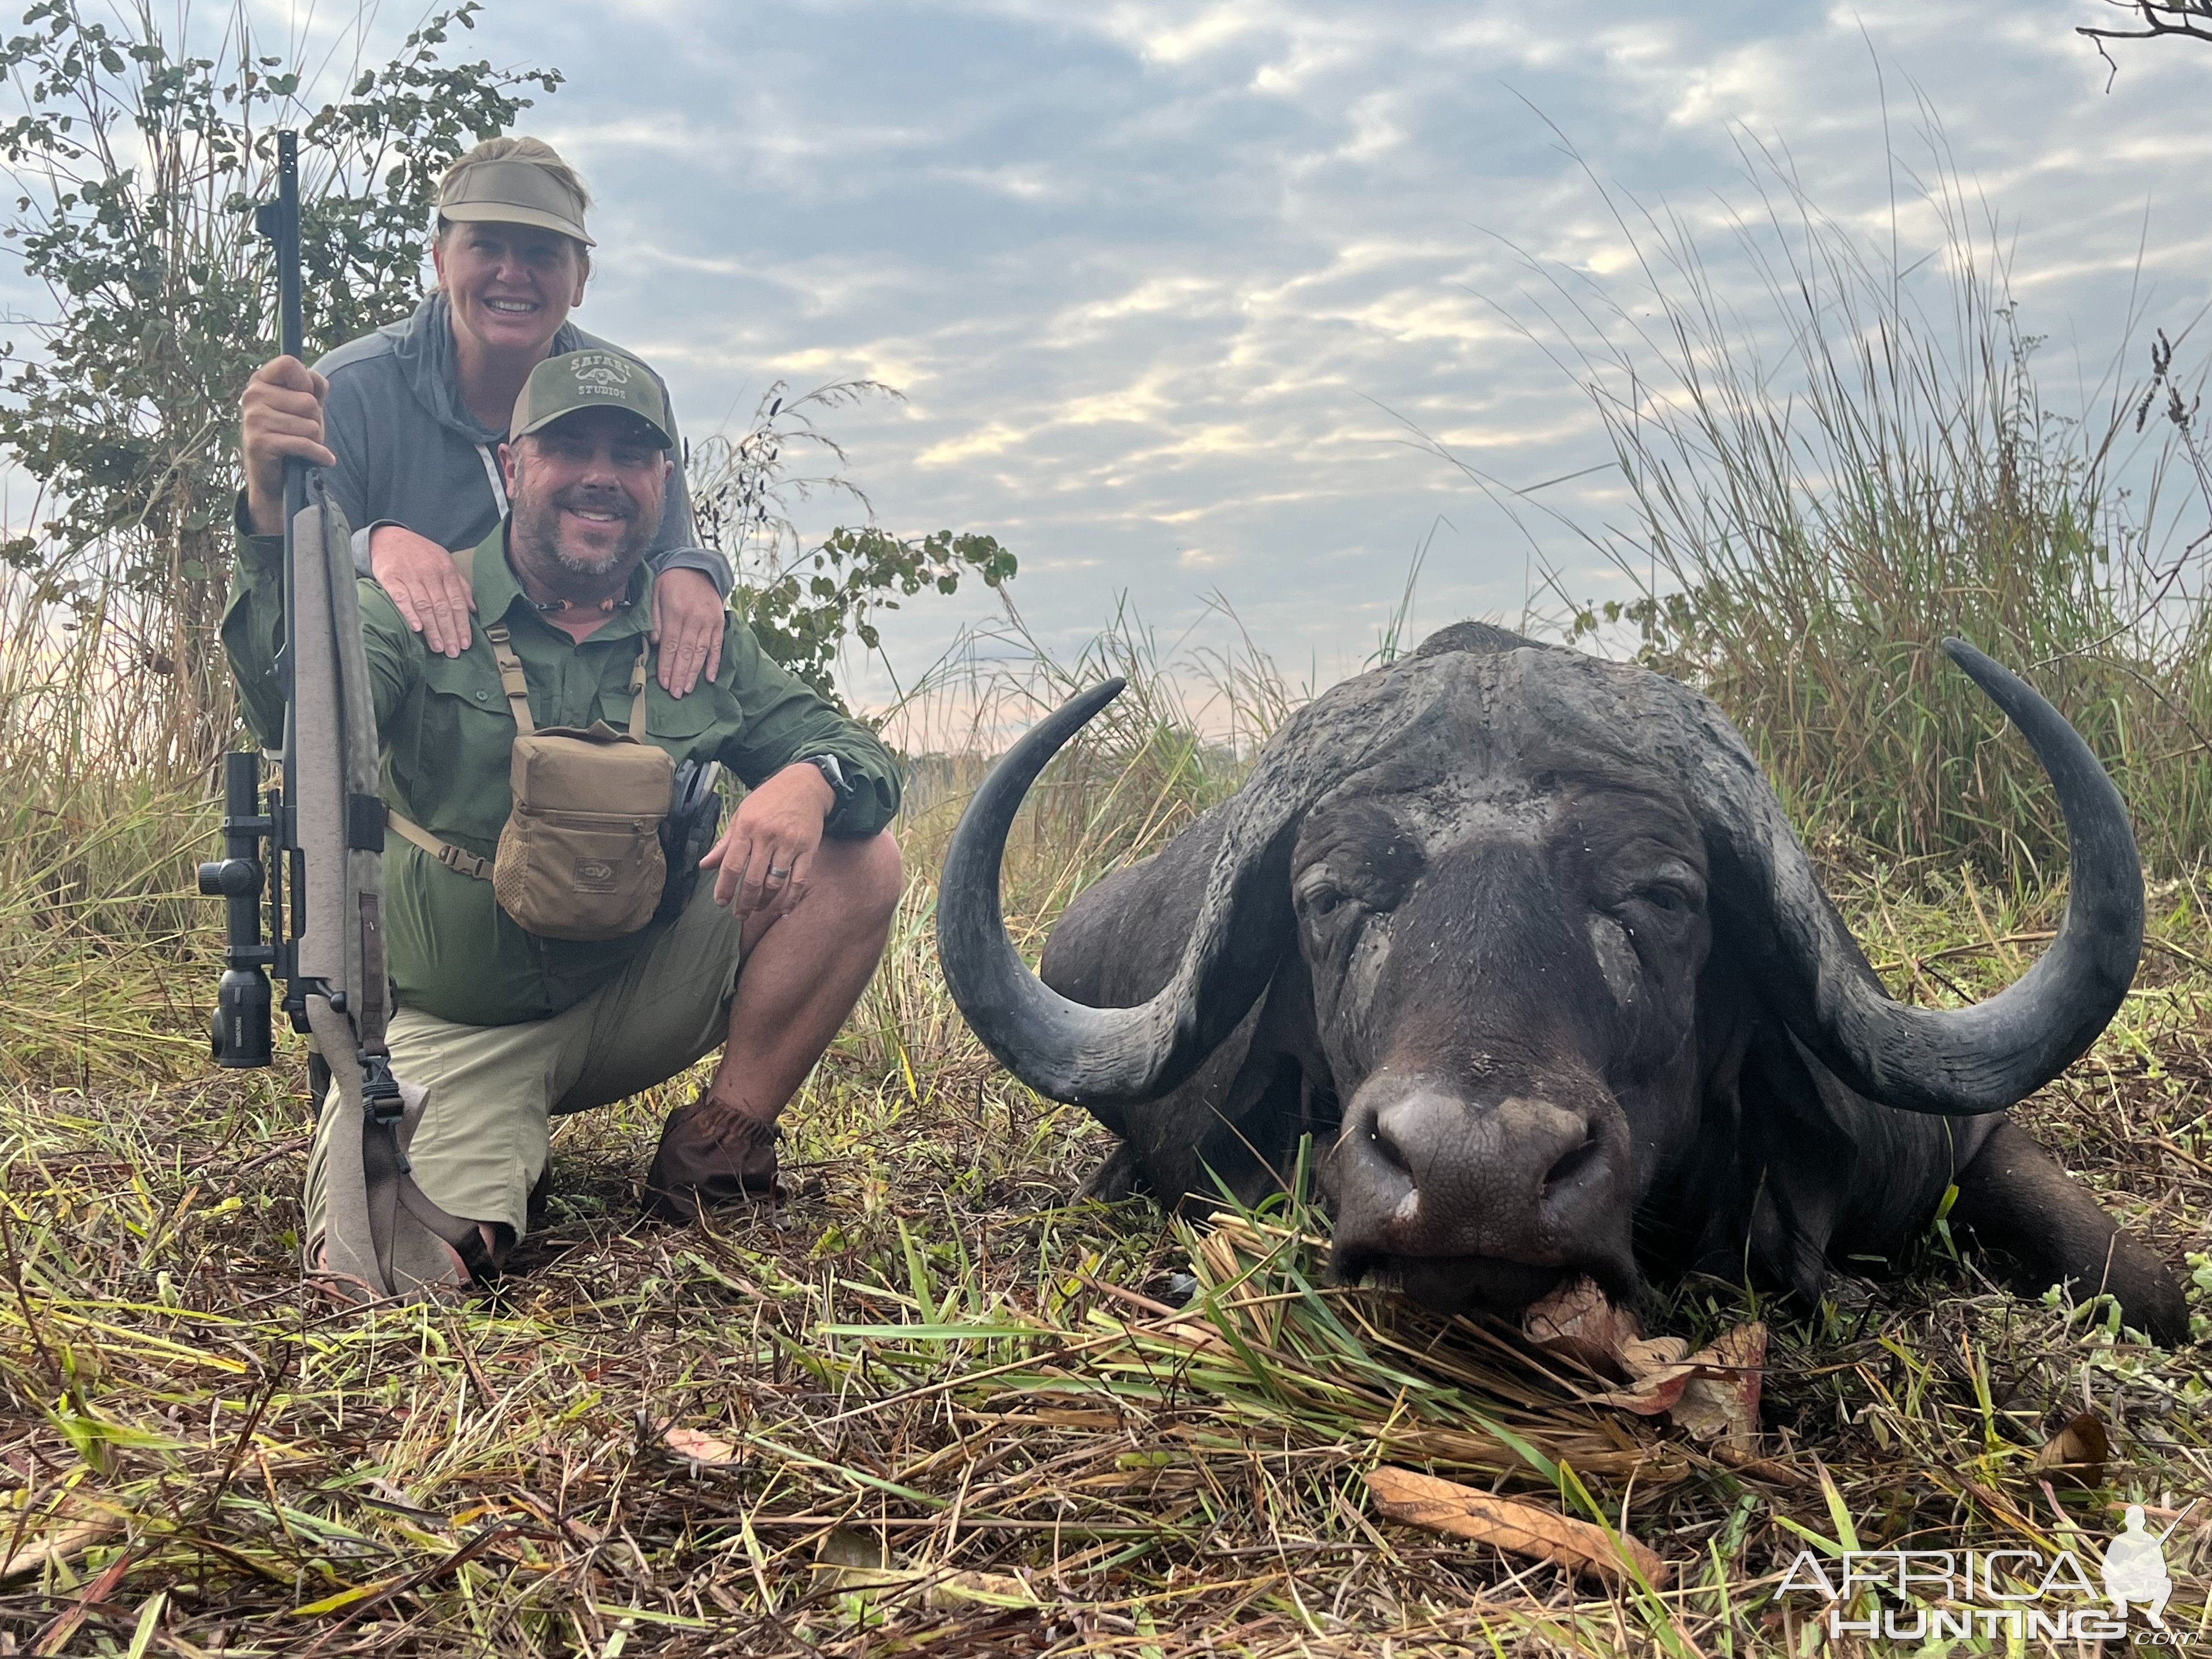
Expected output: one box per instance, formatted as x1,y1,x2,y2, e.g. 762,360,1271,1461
573,856,617,891
573,354,634,392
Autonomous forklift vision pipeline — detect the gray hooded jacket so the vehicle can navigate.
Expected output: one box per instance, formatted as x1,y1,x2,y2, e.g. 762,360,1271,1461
314,294,730,592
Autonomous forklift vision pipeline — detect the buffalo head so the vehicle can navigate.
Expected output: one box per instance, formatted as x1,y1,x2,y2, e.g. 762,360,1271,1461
938,625,2183,1341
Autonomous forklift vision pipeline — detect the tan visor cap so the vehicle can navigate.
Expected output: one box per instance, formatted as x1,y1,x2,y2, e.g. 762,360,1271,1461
438,156,595,246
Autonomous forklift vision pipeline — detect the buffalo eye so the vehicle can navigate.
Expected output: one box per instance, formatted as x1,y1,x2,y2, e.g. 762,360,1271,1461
1605,861,1702,925
1295,870,1368,929
1297,876,1350,917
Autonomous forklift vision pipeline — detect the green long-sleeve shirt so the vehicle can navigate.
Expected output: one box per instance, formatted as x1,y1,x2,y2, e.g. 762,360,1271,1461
222,518,901,1027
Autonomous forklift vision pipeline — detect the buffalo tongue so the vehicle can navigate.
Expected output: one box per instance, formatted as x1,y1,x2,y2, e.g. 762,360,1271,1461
1522,1274,1765,1451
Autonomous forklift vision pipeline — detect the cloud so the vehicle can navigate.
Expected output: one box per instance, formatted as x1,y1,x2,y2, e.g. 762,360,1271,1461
410,2,2212,692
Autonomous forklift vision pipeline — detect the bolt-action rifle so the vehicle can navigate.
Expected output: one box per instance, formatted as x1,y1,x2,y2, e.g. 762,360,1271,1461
199,132,480,1301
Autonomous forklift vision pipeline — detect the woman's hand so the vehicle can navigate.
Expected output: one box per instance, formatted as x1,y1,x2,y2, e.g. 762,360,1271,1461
651,566,726,697
702,763,836,918
240,357,334,534
371,524,477,656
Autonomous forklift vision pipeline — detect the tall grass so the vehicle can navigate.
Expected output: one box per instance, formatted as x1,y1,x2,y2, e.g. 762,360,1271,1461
0,575,215,1083
889,602,1282,904
1463,126,2212,882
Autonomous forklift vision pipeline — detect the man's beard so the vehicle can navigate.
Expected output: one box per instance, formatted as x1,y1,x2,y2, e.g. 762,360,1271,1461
512,484,661,586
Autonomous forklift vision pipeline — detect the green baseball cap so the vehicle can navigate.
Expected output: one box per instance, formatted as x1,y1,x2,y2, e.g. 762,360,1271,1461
511,351,675,449
438,155,595,246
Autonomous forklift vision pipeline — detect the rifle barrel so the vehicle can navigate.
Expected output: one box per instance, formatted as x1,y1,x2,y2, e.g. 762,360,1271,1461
273,131,306,525
261,129,306,1021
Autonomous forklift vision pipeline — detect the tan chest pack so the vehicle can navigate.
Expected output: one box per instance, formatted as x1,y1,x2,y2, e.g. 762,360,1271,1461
388,622,672,942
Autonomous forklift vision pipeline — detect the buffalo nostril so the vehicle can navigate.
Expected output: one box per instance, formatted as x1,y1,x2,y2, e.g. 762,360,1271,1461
1542,1131,1602,1197
1367,1119,1414,1178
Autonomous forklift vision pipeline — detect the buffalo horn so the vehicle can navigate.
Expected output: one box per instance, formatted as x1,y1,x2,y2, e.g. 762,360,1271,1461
937,678,1311,1106
1696,638,2142,1115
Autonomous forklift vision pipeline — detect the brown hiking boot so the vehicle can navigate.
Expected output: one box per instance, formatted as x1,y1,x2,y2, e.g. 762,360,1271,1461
642,1098,785,1222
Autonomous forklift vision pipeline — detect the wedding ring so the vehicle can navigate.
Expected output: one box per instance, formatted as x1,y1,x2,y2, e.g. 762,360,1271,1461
766,865,792,882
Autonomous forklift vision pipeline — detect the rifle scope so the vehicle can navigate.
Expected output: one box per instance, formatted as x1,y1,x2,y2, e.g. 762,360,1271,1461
199,751,274,1066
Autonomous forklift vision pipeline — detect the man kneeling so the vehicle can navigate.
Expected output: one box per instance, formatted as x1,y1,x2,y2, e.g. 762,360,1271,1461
224,349,903,1290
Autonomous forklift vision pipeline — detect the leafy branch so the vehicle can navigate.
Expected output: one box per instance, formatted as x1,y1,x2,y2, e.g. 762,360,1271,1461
689,379,1017,703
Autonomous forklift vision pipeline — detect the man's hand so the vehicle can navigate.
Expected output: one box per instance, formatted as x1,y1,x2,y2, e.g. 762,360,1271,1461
372,524,477,657
702,763,836,918
240,356,334,535
651,566,726,697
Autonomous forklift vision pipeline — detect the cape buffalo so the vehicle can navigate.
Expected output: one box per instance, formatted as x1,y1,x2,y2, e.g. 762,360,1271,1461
938,624,2187,1345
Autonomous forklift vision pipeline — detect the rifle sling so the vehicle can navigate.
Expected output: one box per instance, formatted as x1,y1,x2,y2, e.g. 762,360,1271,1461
359,1108,495,1289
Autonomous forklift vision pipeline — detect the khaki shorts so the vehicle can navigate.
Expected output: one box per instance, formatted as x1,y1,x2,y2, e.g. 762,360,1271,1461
304,879,746,1246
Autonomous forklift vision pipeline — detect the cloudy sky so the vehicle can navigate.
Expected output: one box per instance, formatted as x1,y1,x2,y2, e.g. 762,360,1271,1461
171,3,2212,702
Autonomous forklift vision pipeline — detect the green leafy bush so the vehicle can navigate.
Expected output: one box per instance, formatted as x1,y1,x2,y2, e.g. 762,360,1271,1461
687,380,1017,704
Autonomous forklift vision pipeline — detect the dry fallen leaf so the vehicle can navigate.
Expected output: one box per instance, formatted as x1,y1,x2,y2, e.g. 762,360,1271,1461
1523,1276,1642,1379
2031,1411,2109,1486
0,1516,118,1580
1587,1365,1696,1417
1666,1322,1766,1449
1623,1334,1691,1372
662,1426,743,1468
1526,1279,1765,1449
1365,1465,1668,1585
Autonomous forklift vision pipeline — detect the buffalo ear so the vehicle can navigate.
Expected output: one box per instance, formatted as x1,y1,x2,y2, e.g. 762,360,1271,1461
1677,948,1852,1302
1130,947,1323,1214
1040,802,1293,1016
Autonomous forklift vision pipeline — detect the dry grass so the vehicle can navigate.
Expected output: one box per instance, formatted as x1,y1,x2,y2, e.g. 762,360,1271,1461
0,752,2207,1655
0,573,216,1087
1457,123,2212,887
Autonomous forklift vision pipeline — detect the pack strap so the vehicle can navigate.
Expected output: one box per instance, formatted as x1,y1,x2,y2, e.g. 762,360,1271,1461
484,621,649,740
384,550,652,886
386,810,492,881
484,623,536,736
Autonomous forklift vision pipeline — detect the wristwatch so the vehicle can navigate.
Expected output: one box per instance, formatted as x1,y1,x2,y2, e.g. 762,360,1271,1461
802,753,852,817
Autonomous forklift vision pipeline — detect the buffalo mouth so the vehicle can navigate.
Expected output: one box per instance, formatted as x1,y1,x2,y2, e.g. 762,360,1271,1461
1326,1242,1641,1321
1321,1077,1640,1321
